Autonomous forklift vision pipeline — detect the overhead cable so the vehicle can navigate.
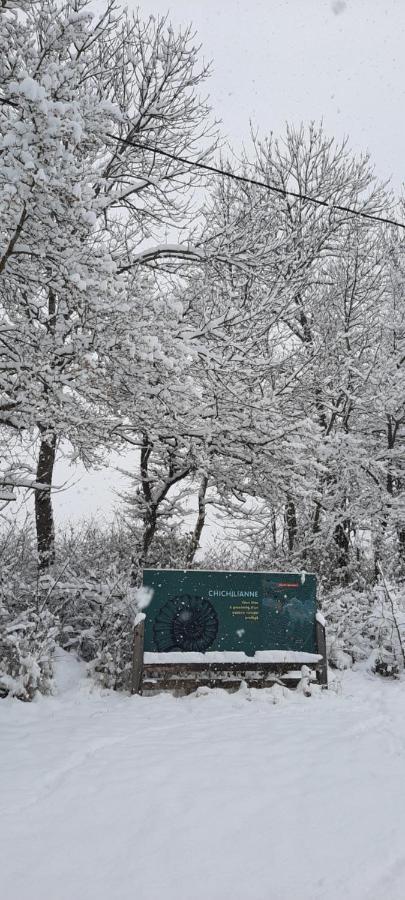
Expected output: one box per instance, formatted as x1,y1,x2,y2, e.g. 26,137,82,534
108,133,405,231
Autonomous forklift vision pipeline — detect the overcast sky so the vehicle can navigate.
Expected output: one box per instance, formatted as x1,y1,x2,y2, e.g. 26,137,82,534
50,0,405,532
122,0,405,190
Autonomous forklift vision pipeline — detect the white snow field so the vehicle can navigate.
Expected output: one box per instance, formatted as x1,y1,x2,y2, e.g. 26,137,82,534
1,652,405,900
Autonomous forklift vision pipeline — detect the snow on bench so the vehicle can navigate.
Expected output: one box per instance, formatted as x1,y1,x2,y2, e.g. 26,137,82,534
132,613,328,695
144,650,322,664
140,648,326,695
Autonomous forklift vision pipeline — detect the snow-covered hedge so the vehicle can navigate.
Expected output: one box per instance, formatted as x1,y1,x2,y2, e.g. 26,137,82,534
48,571,136,689
0,521,188,698
0,603,58,700
322,581,405,676
0,524,58,699
2,519,404,700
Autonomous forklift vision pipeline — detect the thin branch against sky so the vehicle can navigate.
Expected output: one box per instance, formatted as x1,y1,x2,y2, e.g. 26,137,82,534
92,0,405,190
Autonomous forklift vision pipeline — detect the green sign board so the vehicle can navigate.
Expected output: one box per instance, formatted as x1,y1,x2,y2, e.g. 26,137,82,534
143,569,317,655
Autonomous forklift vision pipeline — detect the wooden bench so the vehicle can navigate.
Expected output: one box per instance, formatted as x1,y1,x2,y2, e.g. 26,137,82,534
131,614,328,695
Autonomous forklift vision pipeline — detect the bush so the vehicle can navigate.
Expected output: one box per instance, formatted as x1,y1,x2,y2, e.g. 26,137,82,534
48,569,137,689
0,602,58,700
0,517,189,697
0,521,58,699
89,589,138,690
322,580,405,674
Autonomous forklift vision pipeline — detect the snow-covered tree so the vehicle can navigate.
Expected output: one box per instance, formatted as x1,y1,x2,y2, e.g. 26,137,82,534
185,125,396,581
0,0,215,568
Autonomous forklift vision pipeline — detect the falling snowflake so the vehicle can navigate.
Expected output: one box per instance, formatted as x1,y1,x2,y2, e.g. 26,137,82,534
331,0,347,14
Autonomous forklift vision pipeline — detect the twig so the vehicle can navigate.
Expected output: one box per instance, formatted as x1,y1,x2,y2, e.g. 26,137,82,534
377,564,405,668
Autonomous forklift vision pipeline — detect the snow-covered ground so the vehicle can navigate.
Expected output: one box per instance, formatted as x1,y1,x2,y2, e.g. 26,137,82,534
1,652,405,900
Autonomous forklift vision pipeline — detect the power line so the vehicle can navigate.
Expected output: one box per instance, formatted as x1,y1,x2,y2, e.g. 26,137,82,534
108,133,405,231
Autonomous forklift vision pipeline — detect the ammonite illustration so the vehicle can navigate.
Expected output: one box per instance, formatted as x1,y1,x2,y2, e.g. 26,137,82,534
153,594,219,652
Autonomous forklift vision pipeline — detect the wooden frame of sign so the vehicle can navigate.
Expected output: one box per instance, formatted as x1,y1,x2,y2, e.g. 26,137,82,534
130,617,328,696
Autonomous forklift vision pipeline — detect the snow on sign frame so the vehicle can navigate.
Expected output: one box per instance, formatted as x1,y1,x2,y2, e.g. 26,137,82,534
142,569,318,656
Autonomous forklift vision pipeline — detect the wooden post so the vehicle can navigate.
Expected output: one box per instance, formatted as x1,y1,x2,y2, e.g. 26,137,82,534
130,618,145,695
315,617,328,687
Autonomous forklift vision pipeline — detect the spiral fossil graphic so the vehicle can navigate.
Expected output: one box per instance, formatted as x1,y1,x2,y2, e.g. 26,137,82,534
152,594,219,652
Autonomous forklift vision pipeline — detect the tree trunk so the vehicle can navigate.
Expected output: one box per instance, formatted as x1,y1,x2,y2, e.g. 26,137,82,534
35,431,57,571
312,500,321,534
285,495,297,552
334,518,350,572
138,506,158,573
271,507,277,552
186,474,208,565
397,527,405,561
130,434,191,583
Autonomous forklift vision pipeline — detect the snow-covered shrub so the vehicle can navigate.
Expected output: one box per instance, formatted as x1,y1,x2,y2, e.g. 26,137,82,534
39,525,134,687
198,541,248,572
0,522,58,700
46,565,135,685
0,516,192,695
48,522,186,685
372,652,400,679
322,580,405,675
0,521,125,695
48,569,148,692
89,588,138,691
0,602,58,700
370,579,405,677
